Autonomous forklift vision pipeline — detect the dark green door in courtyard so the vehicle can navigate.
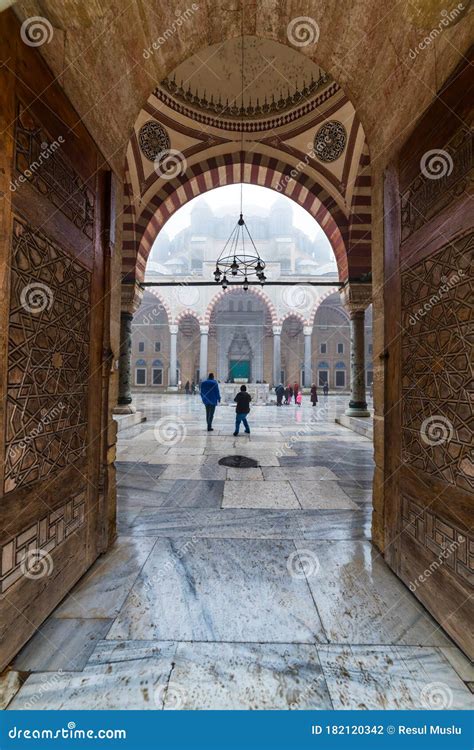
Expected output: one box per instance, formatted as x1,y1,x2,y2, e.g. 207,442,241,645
229,360,250,380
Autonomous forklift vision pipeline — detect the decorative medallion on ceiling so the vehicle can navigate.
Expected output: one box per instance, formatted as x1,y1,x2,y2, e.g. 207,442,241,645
138,121,170,161
314,121,347,162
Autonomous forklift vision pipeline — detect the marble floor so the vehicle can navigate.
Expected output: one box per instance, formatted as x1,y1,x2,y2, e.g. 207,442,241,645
6,395,473,710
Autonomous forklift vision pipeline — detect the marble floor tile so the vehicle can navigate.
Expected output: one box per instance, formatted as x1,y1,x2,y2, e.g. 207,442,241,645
318,645,474,710
290,481,358,510
440,647,474,681
9,644,177,710
0,670,24,710
107,537,326,643
150,454,206,465
295,540,451,646
130,508,370,541
13,617,112,672
54,537,157,618
223,480,300,509
159,464,227,480
168,642,333,709
155,480,225,508
226,467,264,480
87,640,175,665
262,466,338,481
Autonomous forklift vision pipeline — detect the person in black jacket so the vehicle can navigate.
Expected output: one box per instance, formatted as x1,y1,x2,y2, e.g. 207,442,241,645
275,383,285,406
233,384,251,436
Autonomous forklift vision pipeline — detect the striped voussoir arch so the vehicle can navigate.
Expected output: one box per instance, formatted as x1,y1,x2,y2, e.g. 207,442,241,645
125,152,351,285
204,286,278,327
347,143,372,278
174,309,204,325
308,287,341,325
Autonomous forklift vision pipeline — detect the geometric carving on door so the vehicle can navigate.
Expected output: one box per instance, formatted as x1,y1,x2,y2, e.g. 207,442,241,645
402,496,474,587
400,232,474,493
4,218,91,493
13,102,95,239
0,490,86,593
400,126,472,241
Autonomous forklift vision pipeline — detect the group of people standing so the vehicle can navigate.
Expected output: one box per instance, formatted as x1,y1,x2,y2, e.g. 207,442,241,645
184,380,196,395
199,373,331,434
275,382,327,406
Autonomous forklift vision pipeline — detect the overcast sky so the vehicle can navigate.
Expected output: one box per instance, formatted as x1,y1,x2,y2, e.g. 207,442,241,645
161,184,331,248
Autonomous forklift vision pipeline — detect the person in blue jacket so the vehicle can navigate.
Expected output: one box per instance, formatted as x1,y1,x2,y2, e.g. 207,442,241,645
200,372,221,431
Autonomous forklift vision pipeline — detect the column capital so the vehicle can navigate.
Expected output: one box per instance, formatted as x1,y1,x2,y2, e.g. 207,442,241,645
272,325,282,336
200,325,209,335
303,325,313,337
169,324,179,335
121,281,143,315
339,282,371,315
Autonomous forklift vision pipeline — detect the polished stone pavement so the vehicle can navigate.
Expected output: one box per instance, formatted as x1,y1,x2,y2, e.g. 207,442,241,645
8,395,474,710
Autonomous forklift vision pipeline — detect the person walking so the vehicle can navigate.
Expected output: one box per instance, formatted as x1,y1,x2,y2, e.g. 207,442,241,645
200,372,221,431
275,383,285,406
233,384,251,435
284,385,290,404
323,382,329,397
293,382,299,401
288,384,293,404
184,380,190,395
310,383,318,406
191,380,196,395
295,390,302,407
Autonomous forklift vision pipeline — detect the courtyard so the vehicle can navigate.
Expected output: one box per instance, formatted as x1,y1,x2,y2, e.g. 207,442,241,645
7,395,473,710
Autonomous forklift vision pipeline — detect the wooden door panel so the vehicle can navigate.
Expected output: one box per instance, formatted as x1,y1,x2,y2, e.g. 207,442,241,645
385,51,473,658
0,11,109,669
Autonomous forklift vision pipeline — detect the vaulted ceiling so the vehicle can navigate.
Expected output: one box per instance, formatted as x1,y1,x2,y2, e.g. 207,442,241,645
11,0,472,174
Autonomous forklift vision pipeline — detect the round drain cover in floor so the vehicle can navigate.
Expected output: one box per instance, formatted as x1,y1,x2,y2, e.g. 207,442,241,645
218,455,259,468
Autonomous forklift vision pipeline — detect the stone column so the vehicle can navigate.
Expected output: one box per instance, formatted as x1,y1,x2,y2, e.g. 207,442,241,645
340,283,371,417
114,282,143,415
199,325,209,381
303,326,313,388
169,324,178,387
115,311,135,413
272,325,282,386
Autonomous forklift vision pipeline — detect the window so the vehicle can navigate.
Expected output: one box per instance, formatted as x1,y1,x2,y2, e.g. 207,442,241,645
138,341,145,353
367,370,374,386
337,342,344,354
154,341,161,352
135,368,146,385
152,368,163,386
320,343,327,354
318,370,328,386
335,370,345,387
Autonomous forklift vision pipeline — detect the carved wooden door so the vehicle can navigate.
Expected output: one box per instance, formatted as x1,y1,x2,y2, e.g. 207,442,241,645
384,53,473,658
0,12,110,668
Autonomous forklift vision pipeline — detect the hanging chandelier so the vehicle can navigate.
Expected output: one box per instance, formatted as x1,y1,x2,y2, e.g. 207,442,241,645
214,213,266,290
213,13,266,291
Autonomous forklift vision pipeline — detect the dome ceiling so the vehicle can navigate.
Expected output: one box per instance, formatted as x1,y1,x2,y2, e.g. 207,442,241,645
157,36,335,122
